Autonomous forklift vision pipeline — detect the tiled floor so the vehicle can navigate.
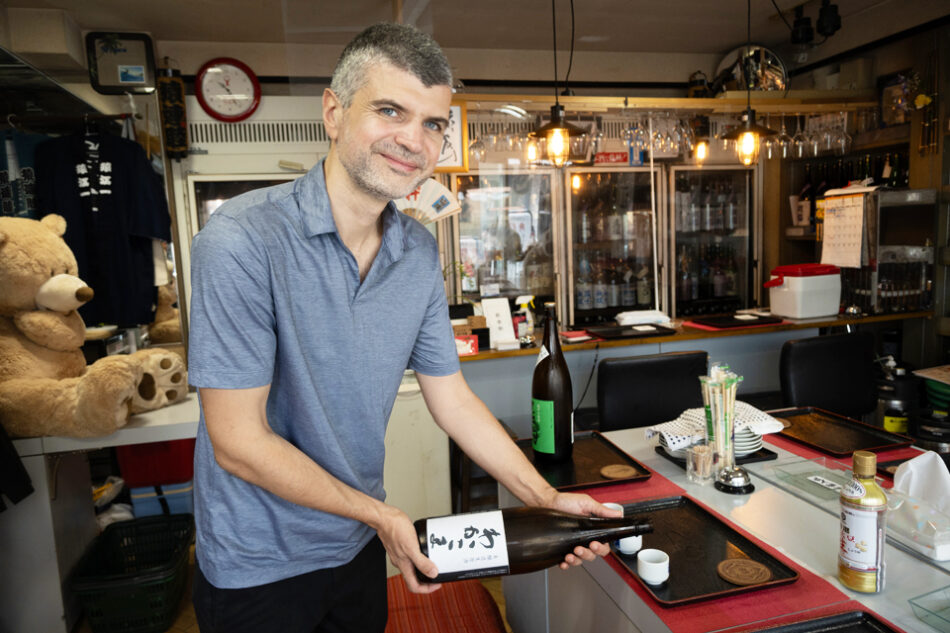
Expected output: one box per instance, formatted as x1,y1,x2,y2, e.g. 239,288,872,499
77,552,512,633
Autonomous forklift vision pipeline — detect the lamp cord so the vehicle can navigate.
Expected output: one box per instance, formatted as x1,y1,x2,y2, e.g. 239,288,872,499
746,0,752,112
564,0,575,93
770,0,794,32
551,0,559,103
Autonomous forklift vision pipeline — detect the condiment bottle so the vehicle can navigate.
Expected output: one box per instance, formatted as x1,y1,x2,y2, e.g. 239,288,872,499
416,507,653,582
838,450,887,592
531,302,573,463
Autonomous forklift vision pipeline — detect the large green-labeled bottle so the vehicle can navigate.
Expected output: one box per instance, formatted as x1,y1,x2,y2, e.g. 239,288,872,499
532,302,573,463
415,507,653,582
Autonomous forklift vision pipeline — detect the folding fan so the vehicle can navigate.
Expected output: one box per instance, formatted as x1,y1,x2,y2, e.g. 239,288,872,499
393,178,461,224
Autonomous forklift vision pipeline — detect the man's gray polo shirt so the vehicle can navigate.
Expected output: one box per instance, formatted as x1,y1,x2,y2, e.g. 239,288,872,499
188,161,460,588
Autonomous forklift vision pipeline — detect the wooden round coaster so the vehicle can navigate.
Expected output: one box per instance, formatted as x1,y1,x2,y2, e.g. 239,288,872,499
600,464,638,479
717,558,772,586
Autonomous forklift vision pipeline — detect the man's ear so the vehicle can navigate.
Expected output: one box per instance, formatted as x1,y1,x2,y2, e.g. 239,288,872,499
322,88,343,141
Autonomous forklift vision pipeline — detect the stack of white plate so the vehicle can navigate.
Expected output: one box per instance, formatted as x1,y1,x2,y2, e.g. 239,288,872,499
734,428,763,457
658,435,688,459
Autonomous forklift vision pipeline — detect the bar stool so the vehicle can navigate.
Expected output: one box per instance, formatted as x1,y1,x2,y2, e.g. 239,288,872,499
597,351,709,431
779,332,877,420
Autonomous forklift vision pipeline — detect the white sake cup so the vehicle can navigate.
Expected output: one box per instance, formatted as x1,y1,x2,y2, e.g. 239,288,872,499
601,503,642,555
637,548,670,585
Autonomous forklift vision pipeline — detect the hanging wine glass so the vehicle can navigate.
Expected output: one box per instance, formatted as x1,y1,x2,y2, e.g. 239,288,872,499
791,114,808,159
776,115,793,159
762,114,776,160
835,111,852,155
468,135,487,162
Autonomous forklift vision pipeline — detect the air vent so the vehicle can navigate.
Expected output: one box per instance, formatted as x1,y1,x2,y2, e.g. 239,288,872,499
188,120,328,148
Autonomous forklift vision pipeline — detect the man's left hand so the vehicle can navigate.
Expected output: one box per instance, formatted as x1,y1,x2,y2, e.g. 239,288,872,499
544,492,622,570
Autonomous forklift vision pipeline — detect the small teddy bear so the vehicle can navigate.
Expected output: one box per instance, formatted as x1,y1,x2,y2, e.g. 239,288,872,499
0,214,187,438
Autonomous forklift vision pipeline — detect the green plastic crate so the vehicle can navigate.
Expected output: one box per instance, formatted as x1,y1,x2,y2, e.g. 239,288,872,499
71,514,194,633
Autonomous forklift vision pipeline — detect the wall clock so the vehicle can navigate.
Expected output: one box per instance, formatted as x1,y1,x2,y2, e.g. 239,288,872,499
195,57,261,122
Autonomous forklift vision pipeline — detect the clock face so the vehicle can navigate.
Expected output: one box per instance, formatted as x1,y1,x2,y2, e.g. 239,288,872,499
196,57,261,122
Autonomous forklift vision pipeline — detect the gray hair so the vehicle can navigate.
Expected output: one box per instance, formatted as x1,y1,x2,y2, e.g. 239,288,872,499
330,23,453,108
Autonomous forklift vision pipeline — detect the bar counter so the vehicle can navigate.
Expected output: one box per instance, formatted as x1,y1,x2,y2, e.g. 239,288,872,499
459,311,933,362
500,427,949,633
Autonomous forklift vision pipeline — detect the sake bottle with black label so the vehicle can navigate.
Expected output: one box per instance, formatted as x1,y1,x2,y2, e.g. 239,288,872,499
531,302,573,463
416,506,653,582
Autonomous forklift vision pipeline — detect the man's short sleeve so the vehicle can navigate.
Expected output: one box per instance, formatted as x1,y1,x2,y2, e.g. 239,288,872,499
408,265,461,377
187,214,277,389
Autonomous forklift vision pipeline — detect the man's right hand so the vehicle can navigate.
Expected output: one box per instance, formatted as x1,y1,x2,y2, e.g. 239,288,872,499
373,504,443,594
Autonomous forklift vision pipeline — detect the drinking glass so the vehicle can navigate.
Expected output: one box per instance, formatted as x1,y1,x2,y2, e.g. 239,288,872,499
468,135,487,162
791,115,808,159
776,115,793,159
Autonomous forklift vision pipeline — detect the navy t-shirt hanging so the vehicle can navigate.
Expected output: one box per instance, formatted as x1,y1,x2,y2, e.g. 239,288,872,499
35,133,171,327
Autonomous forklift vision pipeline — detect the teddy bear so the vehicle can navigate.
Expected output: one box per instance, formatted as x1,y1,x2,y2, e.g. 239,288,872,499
0,214,188,438
149,259,182,345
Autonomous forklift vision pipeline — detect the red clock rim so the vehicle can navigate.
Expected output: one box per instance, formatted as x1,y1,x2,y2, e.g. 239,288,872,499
195,56,262,123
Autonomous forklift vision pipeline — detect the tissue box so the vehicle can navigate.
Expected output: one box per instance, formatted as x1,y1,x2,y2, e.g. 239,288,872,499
765,263,841,319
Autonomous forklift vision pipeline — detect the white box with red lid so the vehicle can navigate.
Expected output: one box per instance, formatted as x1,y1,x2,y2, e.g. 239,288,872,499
764,263,841,318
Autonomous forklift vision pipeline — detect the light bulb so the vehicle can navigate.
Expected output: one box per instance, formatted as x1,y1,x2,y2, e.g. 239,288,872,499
736,130,759,165
694,140,709,164
525,138,540,162
547,127,569,167
571,174,581,191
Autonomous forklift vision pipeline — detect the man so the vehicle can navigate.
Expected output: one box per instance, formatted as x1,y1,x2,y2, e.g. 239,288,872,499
188,22,618,633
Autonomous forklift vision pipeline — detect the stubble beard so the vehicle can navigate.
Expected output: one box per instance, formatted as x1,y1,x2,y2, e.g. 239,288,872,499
341,140,431,201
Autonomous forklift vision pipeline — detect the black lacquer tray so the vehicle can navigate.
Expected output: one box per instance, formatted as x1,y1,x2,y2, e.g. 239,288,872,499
611,496,798,606
653,444,778,468
745,610,900,632
585,324,677,340
768,407,913,457
688,314,783,329
516,431,651,490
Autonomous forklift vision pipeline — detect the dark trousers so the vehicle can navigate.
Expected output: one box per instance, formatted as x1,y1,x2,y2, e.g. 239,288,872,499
193,536,388,633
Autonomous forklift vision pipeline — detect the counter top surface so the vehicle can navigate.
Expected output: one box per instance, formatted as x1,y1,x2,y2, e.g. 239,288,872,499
592,427,948,633
461,311,932,361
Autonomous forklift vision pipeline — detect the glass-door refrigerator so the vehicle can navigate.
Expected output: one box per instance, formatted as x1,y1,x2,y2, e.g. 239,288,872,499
451,169,559,306
668,165,759,318
563,166,665,327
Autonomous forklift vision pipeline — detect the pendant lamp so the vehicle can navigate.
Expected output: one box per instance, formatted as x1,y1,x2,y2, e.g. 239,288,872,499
720,0,776,165
530,0,585,167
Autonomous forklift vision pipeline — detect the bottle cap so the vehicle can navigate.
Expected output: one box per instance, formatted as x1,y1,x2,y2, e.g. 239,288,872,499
852,450,877,477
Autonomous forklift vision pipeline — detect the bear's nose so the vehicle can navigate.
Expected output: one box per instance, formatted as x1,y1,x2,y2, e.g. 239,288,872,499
76,286,94,302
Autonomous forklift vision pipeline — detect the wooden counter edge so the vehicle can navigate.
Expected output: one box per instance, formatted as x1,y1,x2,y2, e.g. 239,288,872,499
459,311,934,362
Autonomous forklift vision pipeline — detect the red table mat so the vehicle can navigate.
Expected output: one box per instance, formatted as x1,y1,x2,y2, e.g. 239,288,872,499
681,320,787,331
716,600,907,632
580,473,852,633
763,434,924,489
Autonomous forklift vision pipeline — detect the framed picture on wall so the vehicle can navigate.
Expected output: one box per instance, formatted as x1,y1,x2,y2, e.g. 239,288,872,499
877,70,910,127
435,102,469,173
86,32,156,95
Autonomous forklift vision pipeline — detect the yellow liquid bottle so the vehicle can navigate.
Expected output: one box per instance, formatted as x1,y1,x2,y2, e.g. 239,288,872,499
838,450,887,592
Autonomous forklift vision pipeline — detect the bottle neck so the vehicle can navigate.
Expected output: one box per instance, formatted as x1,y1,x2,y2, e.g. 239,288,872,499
544,308,561,353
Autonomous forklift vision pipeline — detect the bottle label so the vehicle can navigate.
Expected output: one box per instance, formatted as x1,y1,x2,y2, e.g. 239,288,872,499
425,510,510,580
839,503,885,571
883,415,908,433
842,479,866,500
532,398,555,453
535,345,550,368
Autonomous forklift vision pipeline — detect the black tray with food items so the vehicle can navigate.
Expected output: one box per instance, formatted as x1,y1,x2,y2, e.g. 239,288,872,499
516,431,651,490
653,444,779,467
767,407,914,457
744,609,901,632
610,496,798,606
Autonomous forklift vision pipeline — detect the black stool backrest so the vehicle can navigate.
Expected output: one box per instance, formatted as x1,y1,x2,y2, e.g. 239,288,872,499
779,332,877,419
597,351,708,432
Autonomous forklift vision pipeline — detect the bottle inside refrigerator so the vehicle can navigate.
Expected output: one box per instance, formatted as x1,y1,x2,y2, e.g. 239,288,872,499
453,171,557,307
670,166,755,317
566,167,661,326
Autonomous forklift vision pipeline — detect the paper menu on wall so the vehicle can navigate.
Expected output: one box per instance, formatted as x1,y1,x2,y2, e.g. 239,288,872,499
820,194,865,268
